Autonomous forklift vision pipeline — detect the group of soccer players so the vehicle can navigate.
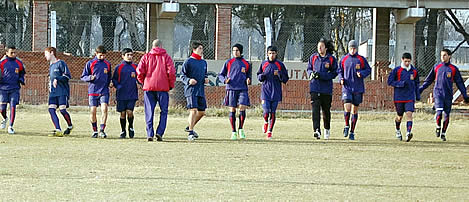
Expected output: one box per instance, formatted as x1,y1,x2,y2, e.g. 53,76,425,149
1,38,467,142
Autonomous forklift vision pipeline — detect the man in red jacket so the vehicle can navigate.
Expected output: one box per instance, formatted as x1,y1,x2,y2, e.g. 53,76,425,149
137,39,176,141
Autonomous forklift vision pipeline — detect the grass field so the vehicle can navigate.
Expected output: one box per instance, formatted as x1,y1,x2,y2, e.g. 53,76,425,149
0,105,468,200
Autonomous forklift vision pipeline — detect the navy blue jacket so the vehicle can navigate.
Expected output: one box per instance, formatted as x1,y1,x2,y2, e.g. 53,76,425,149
419,62,468,101
0,56,25,91
387,65,420,102
257,59,289,101
338,53,371,93
218,57,252,91
181,57,207,97
307,53,338,94
112,60,138,101
49,60,71,97
80,57,112,96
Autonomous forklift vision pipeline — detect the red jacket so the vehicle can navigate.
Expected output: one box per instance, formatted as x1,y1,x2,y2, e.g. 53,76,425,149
137,47,176,92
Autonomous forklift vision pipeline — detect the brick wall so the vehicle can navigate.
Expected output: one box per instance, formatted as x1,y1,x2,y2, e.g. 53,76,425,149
32,0,49,52
215,4,232,60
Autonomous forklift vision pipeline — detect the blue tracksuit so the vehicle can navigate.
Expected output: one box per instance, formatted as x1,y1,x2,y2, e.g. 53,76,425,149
420,62,468,102
257,59,289,101
338,53,371,93
0,56,25,91
388,65,420,102
112,60,138,101
307,53,338,94
181,57,207,97
80,57,112,96
49,60,71,97
218,57,252,91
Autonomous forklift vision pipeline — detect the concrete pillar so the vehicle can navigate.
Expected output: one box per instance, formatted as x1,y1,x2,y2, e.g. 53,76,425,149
372,8,390,80
393,8,425,66
32,0,48,51
215,4,232,60
146,3,178,56
146,3,158,52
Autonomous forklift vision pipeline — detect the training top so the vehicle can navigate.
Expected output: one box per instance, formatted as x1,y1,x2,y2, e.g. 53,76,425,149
338,53,371,93
257,59,289,101
80,56,112,96
307,53,338,94
112,60,138,101
419,62,468,101
181,57,207,97
218,57,252,91
49,60,71,97
387,65,420,103
0,56,26,91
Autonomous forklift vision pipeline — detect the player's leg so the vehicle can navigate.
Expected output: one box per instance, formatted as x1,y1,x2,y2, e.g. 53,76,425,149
261,100,270,134
0,90,8,129
311,92,321,139
268,101,279,134
348,93,363,140
321,93,332,139
48,97,61,132
59,96,73,135
155,91,169,140
89,95,99,137
404,101,415,142
127,109,135,138
144,91,157,141
342,91,352,137
98,95,109,138
440,100,452,141
434,98,444,138
237,90,250,139
394,103,404,140
118,102,127,139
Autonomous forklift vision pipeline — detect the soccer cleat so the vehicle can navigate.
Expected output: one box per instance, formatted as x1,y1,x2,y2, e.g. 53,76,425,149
239,129,246,139
313,129,321,140
396,130,402,141
99,131,107,138
64,125,73,136
187,134,196,141
440,133,446,141
343,126,350,137
192,131,199,139
119,131,126,139
128,128,134,139
147,137,154,142
231,131,238,140
48,129,63,137
7,126,14,134
185,126,190,132
348,132,355,140
266,132,272,140
91,132,98,138
405,132,413,142
1,118,7,129
435,127,441,137
324,129,330,140
262,122,268,133
155,134,163,142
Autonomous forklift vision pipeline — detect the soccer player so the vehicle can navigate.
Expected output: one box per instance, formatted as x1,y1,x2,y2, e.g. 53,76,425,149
137,40,176,142
218,44,252,140
387,53,420,142
113,48,139,139
44,47,73,137
307,39,338,140
419,49,469,141
81,45,112,138
0,45,25,134
181,42,208,141
257,46,289,140
338,40,371,140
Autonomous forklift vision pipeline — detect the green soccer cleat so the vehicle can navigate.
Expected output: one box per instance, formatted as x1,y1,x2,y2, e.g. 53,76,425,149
49,130,63,137
231,131,238,140
239,129,246,139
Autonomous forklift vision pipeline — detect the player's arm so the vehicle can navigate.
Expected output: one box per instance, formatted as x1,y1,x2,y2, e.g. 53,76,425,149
136,55,147,85
180,60,191,85
454,69,469,101
414,71,421,101
81,62,94,82
337,58,344,84
111,65,120,89
387,68,405,87
319,57,338,81
419,67,435,94
246,62,252,85
279,63,289,84
218,61,229,84
257,62,266,82
359,58,372,78
56,61,71,82
18,61,26,85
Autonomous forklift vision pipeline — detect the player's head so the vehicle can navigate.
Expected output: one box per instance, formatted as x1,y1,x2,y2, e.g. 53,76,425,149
440,49,452,63
95,45,106,60
401,52,412,67
191,41,203,56
152,39,162,48
232,43,243,58
5,45,16,59
44,47,57,61
318,38,334,55
267,46,278,61
348,40,358,55
121,48,133,62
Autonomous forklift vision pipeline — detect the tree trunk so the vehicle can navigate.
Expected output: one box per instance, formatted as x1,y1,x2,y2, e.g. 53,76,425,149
424,9,439,71
23,0,33,51
99,3,117,51
302,6,326,62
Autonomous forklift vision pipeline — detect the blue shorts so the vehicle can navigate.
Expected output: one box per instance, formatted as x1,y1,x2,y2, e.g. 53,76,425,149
89,94,110,107
394,101,415,116
0,89,20,105
262,100,279,113
224,90,250,107
186,96,207,111
49,95,69,107
342,91,363,106
117,100,136,112
434,98,452,114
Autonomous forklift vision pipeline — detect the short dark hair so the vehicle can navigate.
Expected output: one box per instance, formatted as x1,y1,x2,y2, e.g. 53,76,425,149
267,46,278,52
402,52,412,60
121,48,133,55
232,43,244,54
5,45,16,51
95,45,107,54
191,42,203,50
441,49,452,56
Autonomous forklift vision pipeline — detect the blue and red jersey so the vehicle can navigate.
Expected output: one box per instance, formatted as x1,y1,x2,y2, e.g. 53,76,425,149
338,53,371,93
307,53,338,94
80,57,112,96
49,60,71,97
218,57,252,91
387,65,420,103
419,62,468,101
257,59,289,101
181,57,207,97
0,56,25,91
112,60,138,101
